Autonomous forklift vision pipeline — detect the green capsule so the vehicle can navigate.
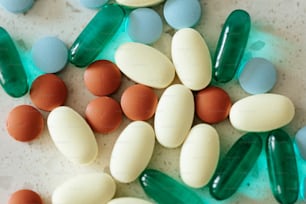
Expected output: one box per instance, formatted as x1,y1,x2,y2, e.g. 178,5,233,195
212,9,251,83
0,27,28,97
209,132,262,200
69,4,125,67
265,129,299,204
139,169,204,204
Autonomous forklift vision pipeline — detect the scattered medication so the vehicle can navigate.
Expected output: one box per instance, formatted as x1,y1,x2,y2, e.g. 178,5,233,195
295,126,306,160
0,0,34,13
116,0,164,7
108,197,153,204
8,189,43,204
80,0,108,9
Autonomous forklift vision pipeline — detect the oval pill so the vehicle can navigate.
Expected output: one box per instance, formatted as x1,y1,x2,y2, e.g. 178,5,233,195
154,84,194,148
8,189,43,204
180,124,220,188
229,93,295,132
110,121,155,183
172,28,212,90
295,126,306,160
52,173,116,204
115,42,175,89
0,0,34,13
108,197,153,204
80,0,108,9
47,106,98,165
116,0,164,7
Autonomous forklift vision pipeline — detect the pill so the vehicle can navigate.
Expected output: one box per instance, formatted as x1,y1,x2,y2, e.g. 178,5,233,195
116,0,164,7
209,132,262,200
115,42,175,89
84,60,121,96
265,129,299,204
295,126,306,160
8,189,43,204
213,9,251,83
52,173,116,204
47,106,98,164
163,0,201,29
80,0,108,9
30,74,68,111
0,0,34,13
154,84,194,148
195,86,231,124
120,84,158,121
107,197,153,204
171,28,212,90
229,93,295,132
69,4,125,67
110,121,155,183
6,105,44,142
0,27,28,97
127,8,163,44
85,96,122,134
180,124,219,188
139,169,203,204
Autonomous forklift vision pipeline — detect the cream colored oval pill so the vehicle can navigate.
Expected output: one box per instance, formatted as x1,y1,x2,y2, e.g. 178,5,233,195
110,121,155,183
52,173,116,204
115,42,175,89
116,0,164,7
180,124,219,188
108,197,153,204
229,93,295,132
47,106,98,164
172,28,212,90
154,84,194,148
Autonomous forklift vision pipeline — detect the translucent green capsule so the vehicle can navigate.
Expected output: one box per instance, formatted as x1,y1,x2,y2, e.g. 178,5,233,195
212,9,251,83
209,132,262,200
0,27,28,97
69,4,125,67
265,129,299,204
139,169,204,204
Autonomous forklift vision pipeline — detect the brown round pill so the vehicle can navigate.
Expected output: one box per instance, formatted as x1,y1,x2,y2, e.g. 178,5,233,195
8,189,43,204
6,105,44,142
195,86,232,124
30,74,68,111
85,96,122,134
84,60,122,96
121,84,158,121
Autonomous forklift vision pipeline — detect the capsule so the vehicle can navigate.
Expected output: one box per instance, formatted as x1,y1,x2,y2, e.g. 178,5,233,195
212,9,251,83
265,129,299,204
209,132,262,200
69,4,125,67
0,27,28,97
139,169,204,204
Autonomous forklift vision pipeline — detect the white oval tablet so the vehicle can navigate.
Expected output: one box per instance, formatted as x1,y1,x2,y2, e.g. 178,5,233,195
47,106,98,164
172,28,212,90
229,93,295,132
52,173,116,204
116,0,164,7
154,84,194,148
115,42,175,89
110,121,155,183
108,197,153,204
180,124,219,188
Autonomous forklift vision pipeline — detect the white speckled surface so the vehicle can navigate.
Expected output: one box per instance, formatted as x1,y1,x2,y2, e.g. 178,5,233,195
0,0,306,203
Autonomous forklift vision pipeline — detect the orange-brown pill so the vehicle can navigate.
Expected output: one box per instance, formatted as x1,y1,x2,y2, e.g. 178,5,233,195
8,189,43,204
84,60,122,96
30,74,68,111
121,84,158,121
195,86,231,124
85,96,122,134
6,105,44,142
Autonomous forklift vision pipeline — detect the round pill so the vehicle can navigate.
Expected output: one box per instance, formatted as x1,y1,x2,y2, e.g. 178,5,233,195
163,0,201,29
121,84,158,121
295,126,306,160
85,97,122,134
6,105,44,142
127,8,163,44
196,86,232,124
31,36,68,73
8,189,43,204
238,57,277,94
30,74,68,111
80,0,108,9
0,0,34,13
84,60,122,96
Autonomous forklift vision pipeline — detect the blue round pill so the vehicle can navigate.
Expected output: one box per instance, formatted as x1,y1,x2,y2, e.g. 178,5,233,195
31,36,68,73
0,0,34,13
238,57,277,94
127,8,163,44
295,126,306,160
163,0,201,29
79,0,108,9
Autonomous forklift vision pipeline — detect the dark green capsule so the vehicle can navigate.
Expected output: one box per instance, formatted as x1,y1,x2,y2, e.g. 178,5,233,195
0,27,28,97
265,129,299,204
69,4,125,67
212,9,251,83
139,169,204,204
209,132,262,200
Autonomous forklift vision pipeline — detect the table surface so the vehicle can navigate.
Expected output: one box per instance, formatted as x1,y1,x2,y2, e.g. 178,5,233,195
0,0,306,203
